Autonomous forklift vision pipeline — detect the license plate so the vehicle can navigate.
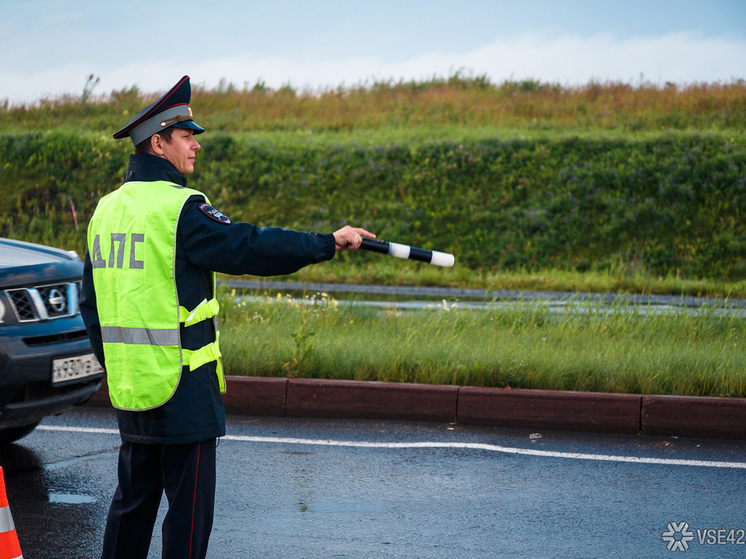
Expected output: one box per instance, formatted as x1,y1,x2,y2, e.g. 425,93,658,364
52,353,103,384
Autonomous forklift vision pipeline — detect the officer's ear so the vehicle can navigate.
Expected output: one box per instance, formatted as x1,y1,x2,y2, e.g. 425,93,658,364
151,133,165,156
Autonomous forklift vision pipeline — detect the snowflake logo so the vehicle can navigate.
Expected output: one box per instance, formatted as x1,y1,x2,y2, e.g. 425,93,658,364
662,521,695,552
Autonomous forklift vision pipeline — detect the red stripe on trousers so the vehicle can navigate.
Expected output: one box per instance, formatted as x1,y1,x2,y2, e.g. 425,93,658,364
189,441,201,559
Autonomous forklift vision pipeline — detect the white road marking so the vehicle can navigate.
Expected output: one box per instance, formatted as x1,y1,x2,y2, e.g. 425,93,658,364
39,425,119,435
37,425,746,469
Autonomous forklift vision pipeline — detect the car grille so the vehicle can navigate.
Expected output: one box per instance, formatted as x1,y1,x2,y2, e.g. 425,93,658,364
23,329,89,347
6,281,81,322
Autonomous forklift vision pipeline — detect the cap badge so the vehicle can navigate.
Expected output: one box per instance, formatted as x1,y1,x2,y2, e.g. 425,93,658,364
160,110,194,128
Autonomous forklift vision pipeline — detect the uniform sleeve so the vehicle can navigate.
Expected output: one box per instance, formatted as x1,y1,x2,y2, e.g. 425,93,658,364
177,197,337,276
80,250,106,370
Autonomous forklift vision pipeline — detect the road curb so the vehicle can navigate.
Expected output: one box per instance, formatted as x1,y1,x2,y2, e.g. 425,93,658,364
223,376,288,417
641,395,746,439
285,378,458,422
458,387,642,434
84,375,746,440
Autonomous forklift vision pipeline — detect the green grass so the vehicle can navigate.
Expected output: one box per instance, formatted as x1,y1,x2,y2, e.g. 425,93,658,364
3,129,744,285
218,288,746,398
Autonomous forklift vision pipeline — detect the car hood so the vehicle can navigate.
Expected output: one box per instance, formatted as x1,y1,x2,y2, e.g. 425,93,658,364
0,238,83,288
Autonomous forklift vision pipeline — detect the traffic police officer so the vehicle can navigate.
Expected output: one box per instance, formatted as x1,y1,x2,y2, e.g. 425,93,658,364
80,75,374,559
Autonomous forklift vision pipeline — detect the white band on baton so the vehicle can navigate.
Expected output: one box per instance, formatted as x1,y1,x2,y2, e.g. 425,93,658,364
387,242,411,260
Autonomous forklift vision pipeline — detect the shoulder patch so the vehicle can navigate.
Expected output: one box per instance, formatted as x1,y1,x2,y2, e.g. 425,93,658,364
198,203,232,224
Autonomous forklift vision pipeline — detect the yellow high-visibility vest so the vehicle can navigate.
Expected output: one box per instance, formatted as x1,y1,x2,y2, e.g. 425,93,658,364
88,180,224,410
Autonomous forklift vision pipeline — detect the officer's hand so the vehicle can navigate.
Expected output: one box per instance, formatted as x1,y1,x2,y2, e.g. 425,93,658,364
333,226,376,251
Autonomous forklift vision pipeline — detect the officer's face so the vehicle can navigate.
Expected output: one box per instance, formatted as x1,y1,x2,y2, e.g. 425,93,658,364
159,129,201,174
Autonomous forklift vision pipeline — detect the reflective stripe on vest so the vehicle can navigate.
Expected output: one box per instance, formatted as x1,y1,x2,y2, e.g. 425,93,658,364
184,331,225,393
101,327,179,346
180,298,220,327
88,181,224,410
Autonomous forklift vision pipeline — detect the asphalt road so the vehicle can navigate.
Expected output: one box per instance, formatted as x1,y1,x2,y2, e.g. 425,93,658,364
226,280,746,318
221,279,746,309
2,408,745,558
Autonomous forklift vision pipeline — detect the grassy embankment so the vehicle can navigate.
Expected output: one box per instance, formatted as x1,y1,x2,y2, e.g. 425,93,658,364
2,76,745,295
2,77,745,396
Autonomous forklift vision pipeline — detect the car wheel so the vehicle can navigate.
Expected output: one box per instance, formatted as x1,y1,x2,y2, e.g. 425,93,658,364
0,422,41,445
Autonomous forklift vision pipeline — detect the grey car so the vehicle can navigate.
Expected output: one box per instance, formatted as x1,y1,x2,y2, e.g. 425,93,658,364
0,237,104,444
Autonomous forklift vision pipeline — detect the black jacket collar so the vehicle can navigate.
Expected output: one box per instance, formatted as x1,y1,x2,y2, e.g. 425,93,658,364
125,154,187,187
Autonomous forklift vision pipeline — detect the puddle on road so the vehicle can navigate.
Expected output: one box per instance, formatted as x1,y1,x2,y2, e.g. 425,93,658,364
298,501,388,513
49,493,96,504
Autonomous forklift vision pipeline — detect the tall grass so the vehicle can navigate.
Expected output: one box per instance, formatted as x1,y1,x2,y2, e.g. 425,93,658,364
218,289,746,397
3,75,745,133
193,77,746,132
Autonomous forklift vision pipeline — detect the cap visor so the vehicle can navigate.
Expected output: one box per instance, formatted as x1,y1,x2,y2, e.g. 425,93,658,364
172,120,205,135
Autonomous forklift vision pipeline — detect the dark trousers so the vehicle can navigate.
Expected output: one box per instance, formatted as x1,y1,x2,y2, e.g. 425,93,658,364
101,439,217,559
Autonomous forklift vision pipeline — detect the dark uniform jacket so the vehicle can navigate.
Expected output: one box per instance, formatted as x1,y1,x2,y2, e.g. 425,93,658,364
80,154,336,444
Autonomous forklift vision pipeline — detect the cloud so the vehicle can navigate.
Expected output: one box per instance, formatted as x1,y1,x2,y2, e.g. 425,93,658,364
233,31,746,88
3,31,745,103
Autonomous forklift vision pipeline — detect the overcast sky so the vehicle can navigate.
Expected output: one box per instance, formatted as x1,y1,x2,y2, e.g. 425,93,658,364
2,0,745,103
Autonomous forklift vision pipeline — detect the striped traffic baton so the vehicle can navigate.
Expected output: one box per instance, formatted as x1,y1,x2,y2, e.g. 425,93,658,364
0,467,22,559
360,238,455,267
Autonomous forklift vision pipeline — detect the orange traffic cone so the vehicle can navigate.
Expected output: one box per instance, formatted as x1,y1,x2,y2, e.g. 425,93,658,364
0,467,22,559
